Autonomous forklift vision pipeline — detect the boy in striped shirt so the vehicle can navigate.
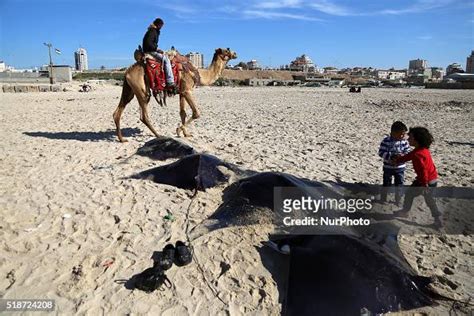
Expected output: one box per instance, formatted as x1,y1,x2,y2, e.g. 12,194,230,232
378,121,410,204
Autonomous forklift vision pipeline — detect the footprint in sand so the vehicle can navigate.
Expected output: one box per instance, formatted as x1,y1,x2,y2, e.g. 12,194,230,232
437,275,459,291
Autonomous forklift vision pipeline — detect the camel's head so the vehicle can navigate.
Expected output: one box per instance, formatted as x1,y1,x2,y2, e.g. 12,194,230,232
214,48,237,62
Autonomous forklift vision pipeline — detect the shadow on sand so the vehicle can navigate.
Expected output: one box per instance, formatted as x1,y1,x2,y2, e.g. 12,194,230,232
133,153,248,191
446,141,474,148
115,250,165,292
24,128,142,142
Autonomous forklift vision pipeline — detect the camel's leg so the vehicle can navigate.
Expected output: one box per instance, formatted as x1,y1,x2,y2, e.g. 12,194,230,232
176,93,189,137
138,94,161,139
184,90,200,119
113,80,134,142
177,91,201,137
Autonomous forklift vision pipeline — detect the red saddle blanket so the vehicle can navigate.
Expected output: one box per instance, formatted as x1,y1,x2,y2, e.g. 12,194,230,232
145,59,180,95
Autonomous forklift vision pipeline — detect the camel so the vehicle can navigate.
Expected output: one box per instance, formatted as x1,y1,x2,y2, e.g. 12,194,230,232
113,47,237,142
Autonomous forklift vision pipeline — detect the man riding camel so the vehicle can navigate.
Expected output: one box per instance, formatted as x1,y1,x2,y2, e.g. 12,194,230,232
142,18,177,94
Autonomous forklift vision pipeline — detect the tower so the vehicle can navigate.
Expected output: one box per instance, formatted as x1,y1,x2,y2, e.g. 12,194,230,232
187,52,204,68
75,48,88,71
466,50,474,74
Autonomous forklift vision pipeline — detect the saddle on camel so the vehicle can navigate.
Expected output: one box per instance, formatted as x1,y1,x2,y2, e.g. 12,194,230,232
134,46,200,106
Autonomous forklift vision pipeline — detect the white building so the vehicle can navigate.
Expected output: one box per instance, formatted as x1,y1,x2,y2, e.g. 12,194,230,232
187,52,204,68
74,48,88,71
0,61,5,72
247,59,260,70
51,65,72,82
376,70,406,80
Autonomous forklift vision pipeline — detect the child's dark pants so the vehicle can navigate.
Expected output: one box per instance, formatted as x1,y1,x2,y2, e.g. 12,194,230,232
381,168,405,203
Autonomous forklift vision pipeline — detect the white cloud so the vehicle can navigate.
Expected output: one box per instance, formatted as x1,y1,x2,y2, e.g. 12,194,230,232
378,0,455,15
308,0,353,16
243,10,323,21
307,0,455,16
152,0,459,20
255,0,303,9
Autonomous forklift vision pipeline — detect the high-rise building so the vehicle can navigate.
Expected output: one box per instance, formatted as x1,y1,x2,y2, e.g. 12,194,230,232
466,50,474,74
408,59,427,73
186,52,204,68
74,48,88,71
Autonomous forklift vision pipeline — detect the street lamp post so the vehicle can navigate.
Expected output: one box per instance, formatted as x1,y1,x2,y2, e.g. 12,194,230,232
43,42,54,84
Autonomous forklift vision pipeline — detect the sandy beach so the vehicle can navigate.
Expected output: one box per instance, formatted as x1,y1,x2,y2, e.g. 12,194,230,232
0,84,473,314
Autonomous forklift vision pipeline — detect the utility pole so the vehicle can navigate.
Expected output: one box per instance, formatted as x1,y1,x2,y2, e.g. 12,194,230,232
43,42,54,84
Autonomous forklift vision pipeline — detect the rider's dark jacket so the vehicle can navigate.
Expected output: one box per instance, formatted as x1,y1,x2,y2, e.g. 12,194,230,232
142,27,160,53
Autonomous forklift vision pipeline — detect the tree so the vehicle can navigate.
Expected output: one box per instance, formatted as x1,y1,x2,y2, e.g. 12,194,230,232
235,62,248,70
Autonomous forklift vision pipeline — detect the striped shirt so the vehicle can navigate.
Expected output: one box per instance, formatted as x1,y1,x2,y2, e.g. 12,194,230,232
378,136,410,169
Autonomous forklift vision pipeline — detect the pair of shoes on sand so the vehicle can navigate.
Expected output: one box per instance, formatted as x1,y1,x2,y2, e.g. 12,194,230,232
134,241,192,293
156,240,192,270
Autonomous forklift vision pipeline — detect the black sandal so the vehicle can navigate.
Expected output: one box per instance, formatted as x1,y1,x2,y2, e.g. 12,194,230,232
174,241,192,266
134,267,172,293
156,244,175,271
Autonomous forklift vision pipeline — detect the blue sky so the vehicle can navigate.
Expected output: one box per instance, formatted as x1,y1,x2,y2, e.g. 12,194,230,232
1,0,473,69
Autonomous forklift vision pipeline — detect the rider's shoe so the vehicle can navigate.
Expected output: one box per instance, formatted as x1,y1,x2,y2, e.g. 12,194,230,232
166,82,178,95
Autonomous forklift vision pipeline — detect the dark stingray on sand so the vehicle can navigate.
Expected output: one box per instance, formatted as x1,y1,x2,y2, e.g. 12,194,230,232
136,136,196,161
134,154,236,191
205,172,386,235
198,172,439,315
279,234,436,315
132,150,441,314
205,172,326,228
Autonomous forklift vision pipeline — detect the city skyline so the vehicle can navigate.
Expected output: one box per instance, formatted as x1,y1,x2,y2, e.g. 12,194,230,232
1,0,473,70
